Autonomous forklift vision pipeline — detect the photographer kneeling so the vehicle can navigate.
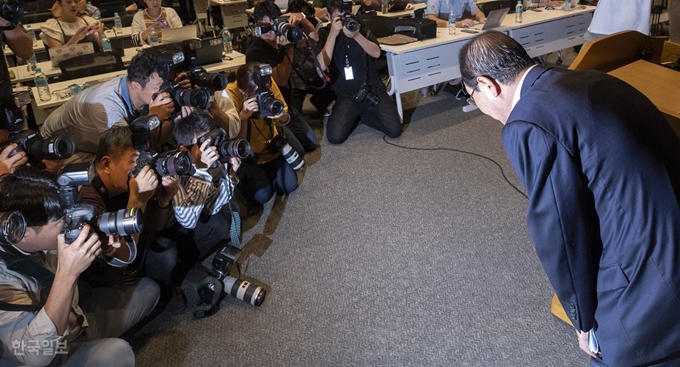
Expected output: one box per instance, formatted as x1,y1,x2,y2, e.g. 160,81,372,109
228,62,305,205
0,167,159,367
316,0,403,144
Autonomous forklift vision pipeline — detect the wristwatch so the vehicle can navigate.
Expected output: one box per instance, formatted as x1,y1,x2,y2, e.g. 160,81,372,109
0,23,16,31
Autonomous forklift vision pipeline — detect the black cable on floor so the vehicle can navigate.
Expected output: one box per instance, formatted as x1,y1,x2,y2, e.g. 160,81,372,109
382,135,529,200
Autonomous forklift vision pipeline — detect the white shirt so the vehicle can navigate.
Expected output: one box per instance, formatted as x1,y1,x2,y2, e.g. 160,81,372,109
588,0,651,36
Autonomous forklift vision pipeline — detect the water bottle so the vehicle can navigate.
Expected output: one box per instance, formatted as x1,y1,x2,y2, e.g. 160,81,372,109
26,54,37,73
149,27,159,46
101,33,112,52
563,0,571,11
448,13,456,35
422,6,429,19
113,12,123,32
69,82,89,95
222,26,233,54
515,0,523,23
34,68,51,102
26,25,37,47
381,0,388,14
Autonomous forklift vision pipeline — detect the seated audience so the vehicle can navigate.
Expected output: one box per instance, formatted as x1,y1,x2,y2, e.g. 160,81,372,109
131,0,183,46
228,62,304,205
40,48,175,164
41,0,104,51
316,0,403,144
426,0,486,28
51,0,101,20
0,166,159,366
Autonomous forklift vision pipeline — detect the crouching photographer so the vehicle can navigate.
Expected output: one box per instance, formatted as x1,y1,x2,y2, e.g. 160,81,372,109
0,167,159,367
74,123,184,309
228,62,306,205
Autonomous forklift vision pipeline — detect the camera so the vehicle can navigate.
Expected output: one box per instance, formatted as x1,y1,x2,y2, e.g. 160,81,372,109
56,163,144,245
269,133,304,171
187,66,228,93
195,244,267,318
0,129,75,167
252,64,284,119
341,14,360,33
129,115,196,178
0,211,26,245
196,127,253,165
0,0,24,26
253,16,303,43
130,149,195,178
158,81,212,111
353,83,380,106
0,91,30,132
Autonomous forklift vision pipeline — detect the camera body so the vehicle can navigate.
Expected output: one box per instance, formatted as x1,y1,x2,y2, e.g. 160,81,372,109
0,129,75,167
252,64,285,119
0,91,30,132
196,243,267,315
253,16,303,43
158,81,212,111
129,115,196,178
353,83,380,106
0,0,24,26
341,14,360,32
130,149,195,178
187,66,228,93
196,127,253,165
56,163,144,244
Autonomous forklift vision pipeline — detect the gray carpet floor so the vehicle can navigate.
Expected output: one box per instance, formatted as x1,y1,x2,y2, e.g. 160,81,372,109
130,51,590,367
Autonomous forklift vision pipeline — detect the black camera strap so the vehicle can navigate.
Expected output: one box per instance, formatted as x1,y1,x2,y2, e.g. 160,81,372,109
0,249,53,312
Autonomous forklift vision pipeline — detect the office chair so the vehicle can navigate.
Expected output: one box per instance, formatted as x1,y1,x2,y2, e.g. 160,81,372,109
58,52,124,81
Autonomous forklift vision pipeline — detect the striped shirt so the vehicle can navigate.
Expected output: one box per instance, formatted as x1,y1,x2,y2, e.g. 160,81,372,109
172,167,236,229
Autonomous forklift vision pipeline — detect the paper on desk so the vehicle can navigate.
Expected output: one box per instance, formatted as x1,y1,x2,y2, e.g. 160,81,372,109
378,34,418,45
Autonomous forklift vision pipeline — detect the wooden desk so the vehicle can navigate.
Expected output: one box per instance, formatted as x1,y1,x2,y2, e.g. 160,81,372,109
608,60,680,135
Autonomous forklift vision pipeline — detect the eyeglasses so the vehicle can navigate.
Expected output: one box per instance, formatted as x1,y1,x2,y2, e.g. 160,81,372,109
458,82,476,105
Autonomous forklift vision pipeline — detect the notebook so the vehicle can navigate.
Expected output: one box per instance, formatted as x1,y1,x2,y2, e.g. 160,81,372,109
161,25,198,44
183,37,224,66
478,7,509,30
48,42,96,68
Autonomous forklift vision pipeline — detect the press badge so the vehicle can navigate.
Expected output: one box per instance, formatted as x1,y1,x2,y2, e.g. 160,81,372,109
344,66,354,80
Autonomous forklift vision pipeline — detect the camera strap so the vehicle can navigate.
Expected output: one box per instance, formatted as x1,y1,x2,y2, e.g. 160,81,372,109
0,249,53,312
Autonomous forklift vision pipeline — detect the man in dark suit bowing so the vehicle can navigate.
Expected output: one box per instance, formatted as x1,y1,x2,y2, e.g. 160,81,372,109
459,31,680,367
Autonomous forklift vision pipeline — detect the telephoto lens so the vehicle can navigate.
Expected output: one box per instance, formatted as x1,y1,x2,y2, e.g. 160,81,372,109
155,150,195,177
271,134,304,171
0,211,27,245
97,208,144,237
342,14,360,32
218,139,252,160
223,275,266,306
175,87,211,110
33,135,76,160
190,69,228,92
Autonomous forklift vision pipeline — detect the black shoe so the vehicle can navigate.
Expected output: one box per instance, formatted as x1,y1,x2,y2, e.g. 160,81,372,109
310,96,331,117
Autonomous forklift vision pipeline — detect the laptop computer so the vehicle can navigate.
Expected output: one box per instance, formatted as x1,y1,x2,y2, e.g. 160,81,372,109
183,37,224,66
48,42,95,68
388,0,409,12
477,7,509,30
161,25,198,44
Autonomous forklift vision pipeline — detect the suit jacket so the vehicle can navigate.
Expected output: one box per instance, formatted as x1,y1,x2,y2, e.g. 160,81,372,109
503,66,680,366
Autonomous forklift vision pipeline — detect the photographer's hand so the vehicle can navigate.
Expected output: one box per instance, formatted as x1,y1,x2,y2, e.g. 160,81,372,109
46,227,101,336
0,144,28,175
239,97,258,120
157,175,179,208
272,112,290,126
277,34,291,48
149,92,174,122
198,139,219,169
174,72,192,89
128,165,158,208
226,157,241,176
343,25,360,38
173,105,195,123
